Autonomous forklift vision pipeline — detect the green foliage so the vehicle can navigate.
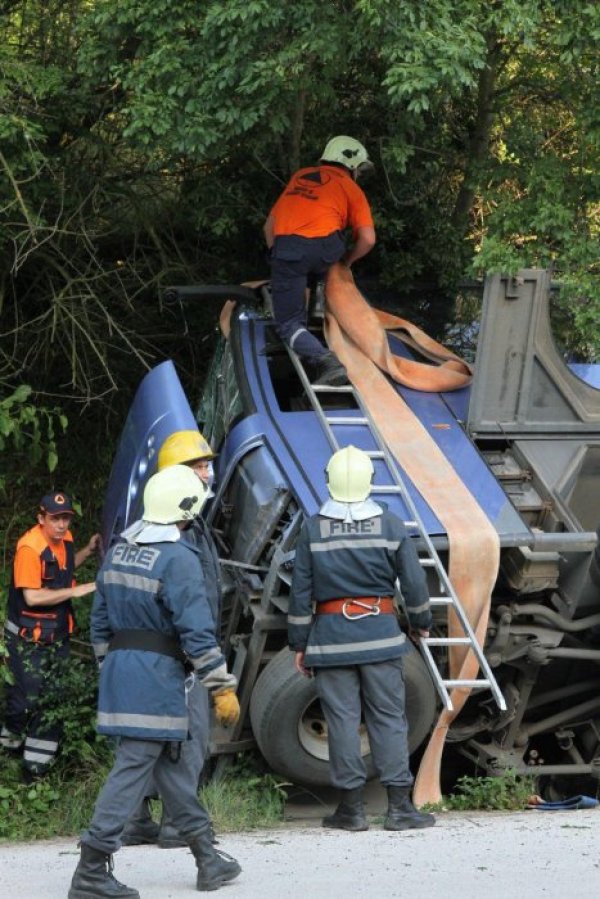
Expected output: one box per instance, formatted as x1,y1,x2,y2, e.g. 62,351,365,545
0,386,68,488
0,773,62,839
200,755,287,831
0,643,114,840
0,753,113,840
1,0,598,423
442,770,537,811
36,650,109,768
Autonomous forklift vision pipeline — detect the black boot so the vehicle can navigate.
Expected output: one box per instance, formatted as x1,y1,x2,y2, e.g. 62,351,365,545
68,843,140,899
322,788,368,831
384,786,435,831
159,813,218,849
312,352,348,387
121,797,160,846
157,812,187,849
188,830,241,891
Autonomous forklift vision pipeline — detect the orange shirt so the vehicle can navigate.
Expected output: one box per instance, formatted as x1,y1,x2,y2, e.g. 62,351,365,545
13,525,74,589
270,165,374,239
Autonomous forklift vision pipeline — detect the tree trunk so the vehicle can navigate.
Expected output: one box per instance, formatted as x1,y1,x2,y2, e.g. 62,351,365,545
451,33,501,235
288,89,307,175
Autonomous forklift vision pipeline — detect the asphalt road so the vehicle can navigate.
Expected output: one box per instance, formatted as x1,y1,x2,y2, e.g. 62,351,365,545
1,807,599,899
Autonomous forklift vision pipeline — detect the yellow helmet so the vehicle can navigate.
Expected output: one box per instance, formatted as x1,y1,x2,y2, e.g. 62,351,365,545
320,136,374,173
325,445,374,503
158,429,216,470
143,464,208,524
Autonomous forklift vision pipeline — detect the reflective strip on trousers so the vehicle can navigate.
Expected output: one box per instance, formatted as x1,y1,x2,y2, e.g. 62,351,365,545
23,736,58,765
0,726,23,749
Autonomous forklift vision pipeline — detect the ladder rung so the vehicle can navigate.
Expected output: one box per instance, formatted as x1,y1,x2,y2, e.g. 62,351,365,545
366,451,385,458
371,485,402,494
325,416,368,425
429,596,452,604
425,637,472,645
419,558,436,567
443,679,492,688
311,384,354,393
404,520,418,528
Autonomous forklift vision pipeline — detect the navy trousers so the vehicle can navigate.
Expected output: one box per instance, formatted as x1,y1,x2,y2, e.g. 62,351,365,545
2,632,69,774
315,657,413,790
82,735,212,854
127,678,211,829
270,232,345,362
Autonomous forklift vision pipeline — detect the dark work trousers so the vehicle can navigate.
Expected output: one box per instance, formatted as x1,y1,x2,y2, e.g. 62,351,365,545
270,232,345,362
82,736,213,854
129,678,210,827
2,632,69,774
315,657,413,790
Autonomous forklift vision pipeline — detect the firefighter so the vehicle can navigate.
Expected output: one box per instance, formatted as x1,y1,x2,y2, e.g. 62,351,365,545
68,465,241,899
263,136,376,386
288,445,435,831
122,429,223,849
1,492,98,778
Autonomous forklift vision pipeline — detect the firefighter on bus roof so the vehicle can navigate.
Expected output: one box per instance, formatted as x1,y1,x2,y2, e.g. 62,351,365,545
263,136,376,387
1,492,99,778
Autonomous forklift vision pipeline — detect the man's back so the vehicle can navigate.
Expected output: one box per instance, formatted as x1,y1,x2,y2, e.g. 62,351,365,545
270,164,373,238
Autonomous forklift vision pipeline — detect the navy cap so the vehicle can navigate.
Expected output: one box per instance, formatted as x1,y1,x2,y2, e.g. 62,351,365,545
39,492,75,516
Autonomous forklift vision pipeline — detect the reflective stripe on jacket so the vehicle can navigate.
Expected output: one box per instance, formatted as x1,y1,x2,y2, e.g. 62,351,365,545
288,507,432,667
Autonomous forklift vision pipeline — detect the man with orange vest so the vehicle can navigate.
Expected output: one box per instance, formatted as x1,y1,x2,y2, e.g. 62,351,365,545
263,136,376,386
1,492,99,777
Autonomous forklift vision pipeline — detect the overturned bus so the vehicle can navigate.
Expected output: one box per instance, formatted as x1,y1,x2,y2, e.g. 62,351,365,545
102,268,600,797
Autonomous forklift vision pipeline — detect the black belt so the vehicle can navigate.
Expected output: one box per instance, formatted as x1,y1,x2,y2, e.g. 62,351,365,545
108,629,186,662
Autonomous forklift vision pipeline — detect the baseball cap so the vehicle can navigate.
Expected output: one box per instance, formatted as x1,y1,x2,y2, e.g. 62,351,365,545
39,492,75,516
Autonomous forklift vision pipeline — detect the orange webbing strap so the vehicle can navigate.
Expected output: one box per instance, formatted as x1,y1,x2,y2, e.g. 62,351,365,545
324,263,500,806
325,264,473,391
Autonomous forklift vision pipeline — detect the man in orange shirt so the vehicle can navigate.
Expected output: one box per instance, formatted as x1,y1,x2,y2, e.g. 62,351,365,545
1,492,99,778
263,136,376,386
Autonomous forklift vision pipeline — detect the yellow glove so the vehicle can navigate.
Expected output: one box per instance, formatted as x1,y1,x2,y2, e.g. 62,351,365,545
213,689,240,726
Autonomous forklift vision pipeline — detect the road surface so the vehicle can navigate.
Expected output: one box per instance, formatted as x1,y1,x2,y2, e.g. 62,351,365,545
1,807,599,898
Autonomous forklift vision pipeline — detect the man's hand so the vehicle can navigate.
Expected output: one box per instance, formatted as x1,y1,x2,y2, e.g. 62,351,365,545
213,689,241,726
72,582,96,599
409,629,429,644
294,651,313,678
87,534,101,554
75,534,100,568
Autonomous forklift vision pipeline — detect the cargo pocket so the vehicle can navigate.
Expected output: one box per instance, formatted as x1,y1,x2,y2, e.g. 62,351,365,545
18,610,59,644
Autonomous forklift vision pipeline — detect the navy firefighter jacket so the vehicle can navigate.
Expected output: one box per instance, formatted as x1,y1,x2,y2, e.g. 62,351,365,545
288,505,432,667
91,534,235,741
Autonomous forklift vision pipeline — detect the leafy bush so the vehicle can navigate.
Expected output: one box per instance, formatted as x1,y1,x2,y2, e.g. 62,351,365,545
442,770,537,811
0,386,67,491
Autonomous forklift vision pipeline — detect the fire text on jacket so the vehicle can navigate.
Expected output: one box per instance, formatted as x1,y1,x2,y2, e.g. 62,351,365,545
112,544,160,571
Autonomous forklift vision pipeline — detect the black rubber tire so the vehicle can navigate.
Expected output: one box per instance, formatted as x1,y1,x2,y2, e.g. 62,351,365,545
249,644,437,786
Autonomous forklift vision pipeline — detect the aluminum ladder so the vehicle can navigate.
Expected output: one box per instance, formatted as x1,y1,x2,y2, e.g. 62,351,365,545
286,345,506,712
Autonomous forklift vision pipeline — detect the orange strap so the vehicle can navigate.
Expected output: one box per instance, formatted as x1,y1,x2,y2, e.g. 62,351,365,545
324,263,499,807
316,597,395,615
325,264,472,392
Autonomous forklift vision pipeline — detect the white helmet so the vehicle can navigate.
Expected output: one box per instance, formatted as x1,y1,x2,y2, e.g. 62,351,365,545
320,136,374,173
325,445,374,503
143,464,208,524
